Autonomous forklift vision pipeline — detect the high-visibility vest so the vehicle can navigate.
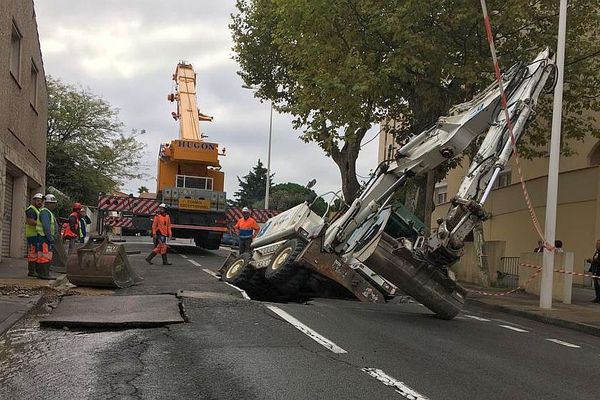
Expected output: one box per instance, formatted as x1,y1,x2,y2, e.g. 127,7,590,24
40,208,56,239
63,211,80,238
152,214,172,236
25,205,44,237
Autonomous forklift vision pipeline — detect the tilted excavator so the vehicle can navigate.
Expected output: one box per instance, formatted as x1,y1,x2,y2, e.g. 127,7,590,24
222,48,556,319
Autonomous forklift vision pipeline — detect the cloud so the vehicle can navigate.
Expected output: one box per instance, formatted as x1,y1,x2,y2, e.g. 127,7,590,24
34,0,380,201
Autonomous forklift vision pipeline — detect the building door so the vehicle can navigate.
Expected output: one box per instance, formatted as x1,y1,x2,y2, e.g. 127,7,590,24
2,174,14,257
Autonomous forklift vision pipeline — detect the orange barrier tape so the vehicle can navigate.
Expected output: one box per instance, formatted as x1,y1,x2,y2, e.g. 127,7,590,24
468,266,542,297
520,262,600,280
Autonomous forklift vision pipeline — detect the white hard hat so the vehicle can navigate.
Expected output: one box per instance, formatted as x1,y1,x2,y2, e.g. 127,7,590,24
158,203,167,208
33,193,44,200
242,207,250,213
44,194,57,203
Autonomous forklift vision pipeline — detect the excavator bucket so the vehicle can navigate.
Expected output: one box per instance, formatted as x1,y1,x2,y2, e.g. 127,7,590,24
66,236,143,288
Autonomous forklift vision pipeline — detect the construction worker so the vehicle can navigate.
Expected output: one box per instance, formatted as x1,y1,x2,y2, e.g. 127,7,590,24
63,202,82,254
36,194,58,279
146,203,172,265
234,207,260,255
78,208,92,243
25,193,45,277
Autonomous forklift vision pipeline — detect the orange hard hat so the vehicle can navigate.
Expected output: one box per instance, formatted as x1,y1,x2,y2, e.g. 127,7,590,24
73,202,82,211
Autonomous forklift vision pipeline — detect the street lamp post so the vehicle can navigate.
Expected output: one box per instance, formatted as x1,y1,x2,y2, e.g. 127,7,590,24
265,102,273,210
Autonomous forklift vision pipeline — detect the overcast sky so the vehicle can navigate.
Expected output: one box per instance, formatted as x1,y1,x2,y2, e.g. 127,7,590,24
34,0,380,201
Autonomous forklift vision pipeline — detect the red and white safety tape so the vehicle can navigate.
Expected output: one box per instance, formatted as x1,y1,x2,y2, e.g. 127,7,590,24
520,262,600,280
469,266,543,297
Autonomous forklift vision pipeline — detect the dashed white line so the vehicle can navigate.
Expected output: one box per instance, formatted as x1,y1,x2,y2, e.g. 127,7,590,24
498,325,528,333
180,254,189,259
546,338,581,348
266,305,347,354
202,268,220,279
188,259,202,267
464,315,491,322
362,368,430,400
224,282,251,300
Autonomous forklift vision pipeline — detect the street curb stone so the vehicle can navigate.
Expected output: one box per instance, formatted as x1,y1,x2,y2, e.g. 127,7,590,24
467,298,600,338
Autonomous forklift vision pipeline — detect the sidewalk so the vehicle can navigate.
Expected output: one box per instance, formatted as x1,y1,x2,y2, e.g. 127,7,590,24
0,257,65,336
465,283,600,337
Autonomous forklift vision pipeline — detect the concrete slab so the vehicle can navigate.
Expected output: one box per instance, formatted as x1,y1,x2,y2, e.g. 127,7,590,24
0,294,42,336
40,294,184,328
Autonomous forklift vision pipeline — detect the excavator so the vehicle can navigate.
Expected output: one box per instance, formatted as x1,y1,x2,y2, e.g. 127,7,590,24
222,48,556,319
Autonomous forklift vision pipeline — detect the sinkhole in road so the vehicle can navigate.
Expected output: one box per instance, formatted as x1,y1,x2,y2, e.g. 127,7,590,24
226,268,356,304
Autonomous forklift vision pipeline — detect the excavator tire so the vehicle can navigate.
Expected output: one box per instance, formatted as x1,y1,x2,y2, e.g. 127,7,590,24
264,239,309,295
222,253,255,290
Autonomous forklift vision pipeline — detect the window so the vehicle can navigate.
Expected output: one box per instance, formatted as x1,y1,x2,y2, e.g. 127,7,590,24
10,21,22,82
175,175,213,190
30,61,38,108
434,184,448,205
496,170,512,188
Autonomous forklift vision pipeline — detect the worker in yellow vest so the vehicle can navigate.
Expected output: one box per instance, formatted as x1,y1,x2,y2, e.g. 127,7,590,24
25,193,44,277
37,194,59,279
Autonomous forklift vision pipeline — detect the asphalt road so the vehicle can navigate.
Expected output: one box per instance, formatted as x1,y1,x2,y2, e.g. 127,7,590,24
0,239,598,400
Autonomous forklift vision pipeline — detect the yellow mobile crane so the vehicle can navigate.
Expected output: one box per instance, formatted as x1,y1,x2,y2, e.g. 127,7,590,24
156,62,227,249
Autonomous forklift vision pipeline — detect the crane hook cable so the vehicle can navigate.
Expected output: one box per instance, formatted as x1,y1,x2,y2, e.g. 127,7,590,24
479,0,554,252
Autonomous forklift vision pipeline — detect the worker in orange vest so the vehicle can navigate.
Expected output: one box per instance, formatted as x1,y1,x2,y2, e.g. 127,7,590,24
63,202,82,254
145,203,172,265
234,207,260,255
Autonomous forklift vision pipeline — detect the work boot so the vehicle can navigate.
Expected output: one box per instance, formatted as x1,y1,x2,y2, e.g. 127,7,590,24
28,262,37,277
35,263,53,280
161,254,172,265
145,252,157,265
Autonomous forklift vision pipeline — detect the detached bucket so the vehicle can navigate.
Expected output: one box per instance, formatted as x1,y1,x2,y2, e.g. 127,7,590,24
66,236,143,288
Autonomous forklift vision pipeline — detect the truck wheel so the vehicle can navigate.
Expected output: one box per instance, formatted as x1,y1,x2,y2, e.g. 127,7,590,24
223,254,255,289
264,239,308,294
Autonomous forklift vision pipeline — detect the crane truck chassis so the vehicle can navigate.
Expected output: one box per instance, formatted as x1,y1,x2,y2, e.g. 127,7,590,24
223,48,556,319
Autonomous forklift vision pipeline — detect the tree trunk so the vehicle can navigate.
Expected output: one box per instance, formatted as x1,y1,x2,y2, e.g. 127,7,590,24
331,141,361,204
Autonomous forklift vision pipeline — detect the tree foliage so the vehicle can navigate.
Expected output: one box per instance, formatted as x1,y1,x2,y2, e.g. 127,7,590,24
137,186,150,194
233,159,274,207
231,0,600,215
46,77,146,205
270,182,327,215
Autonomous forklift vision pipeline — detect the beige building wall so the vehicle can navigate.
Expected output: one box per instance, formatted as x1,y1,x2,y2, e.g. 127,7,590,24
0,0,48,261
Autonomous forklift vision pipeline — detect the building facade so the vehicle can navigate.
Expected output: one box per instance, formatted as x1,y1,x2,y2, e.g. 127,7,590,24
0,0,47,261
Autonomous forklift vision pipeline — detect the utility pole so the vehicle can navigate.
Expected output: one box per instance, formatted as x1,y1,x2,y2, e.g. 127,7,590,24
540,0,568,309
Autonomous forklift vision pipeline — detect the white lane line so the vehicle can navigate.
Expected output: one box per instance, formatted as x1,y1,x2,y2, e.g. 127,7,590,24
265,305,347,354
224,282,251,300
464,315,491,322
180,254,189,259
362,368,430,400
202,268,219,279
546,338,581,348
498,324,528,333
188,259,202,267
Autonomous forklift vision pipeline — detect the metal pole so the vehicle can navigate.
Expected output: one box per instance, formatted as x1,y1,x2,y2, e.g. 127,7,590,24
540,0,568,309
265,102,273,209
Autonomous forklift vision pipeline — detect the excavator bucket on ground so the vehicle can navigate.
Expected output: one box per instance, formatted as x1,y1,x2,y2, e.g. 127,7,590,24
66,236,143,288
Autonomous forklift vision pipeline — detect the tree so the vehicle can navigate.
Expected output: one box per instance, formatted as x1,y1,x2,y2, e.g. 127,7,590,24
137,186,150,194
233,159,274,207
231,0,600,225
270,182,327,215
46,77,146,205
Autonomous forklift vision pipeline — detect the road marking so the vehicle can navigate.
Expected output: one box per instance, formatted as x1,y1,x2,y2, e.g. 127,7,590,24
224,282,251,300
362,368,430,400
498,325,528,333
202,268,220,279
464,315,491,322
266,305,347,354
180,254,189,259
188,260,202,267
546,338,581,348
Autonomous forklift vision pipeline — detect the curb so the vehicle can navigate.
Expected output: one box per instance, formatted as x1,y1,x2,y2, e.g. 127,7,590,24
467,298,600,338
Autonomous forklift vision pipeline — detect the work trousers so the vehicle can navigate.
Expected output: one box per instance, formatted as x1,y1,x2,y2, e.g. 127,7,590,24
594,276,600,301
238,238,252,255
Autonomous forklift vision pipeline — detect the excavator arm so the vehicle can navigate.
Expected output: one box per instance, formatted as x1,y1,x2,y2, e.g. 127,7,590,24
324,48,555,268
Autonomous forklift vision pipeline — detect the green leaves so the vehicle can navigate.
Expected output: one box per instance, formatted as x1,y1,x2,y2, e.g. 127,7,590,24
46,77,146,205
233,159,274,207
